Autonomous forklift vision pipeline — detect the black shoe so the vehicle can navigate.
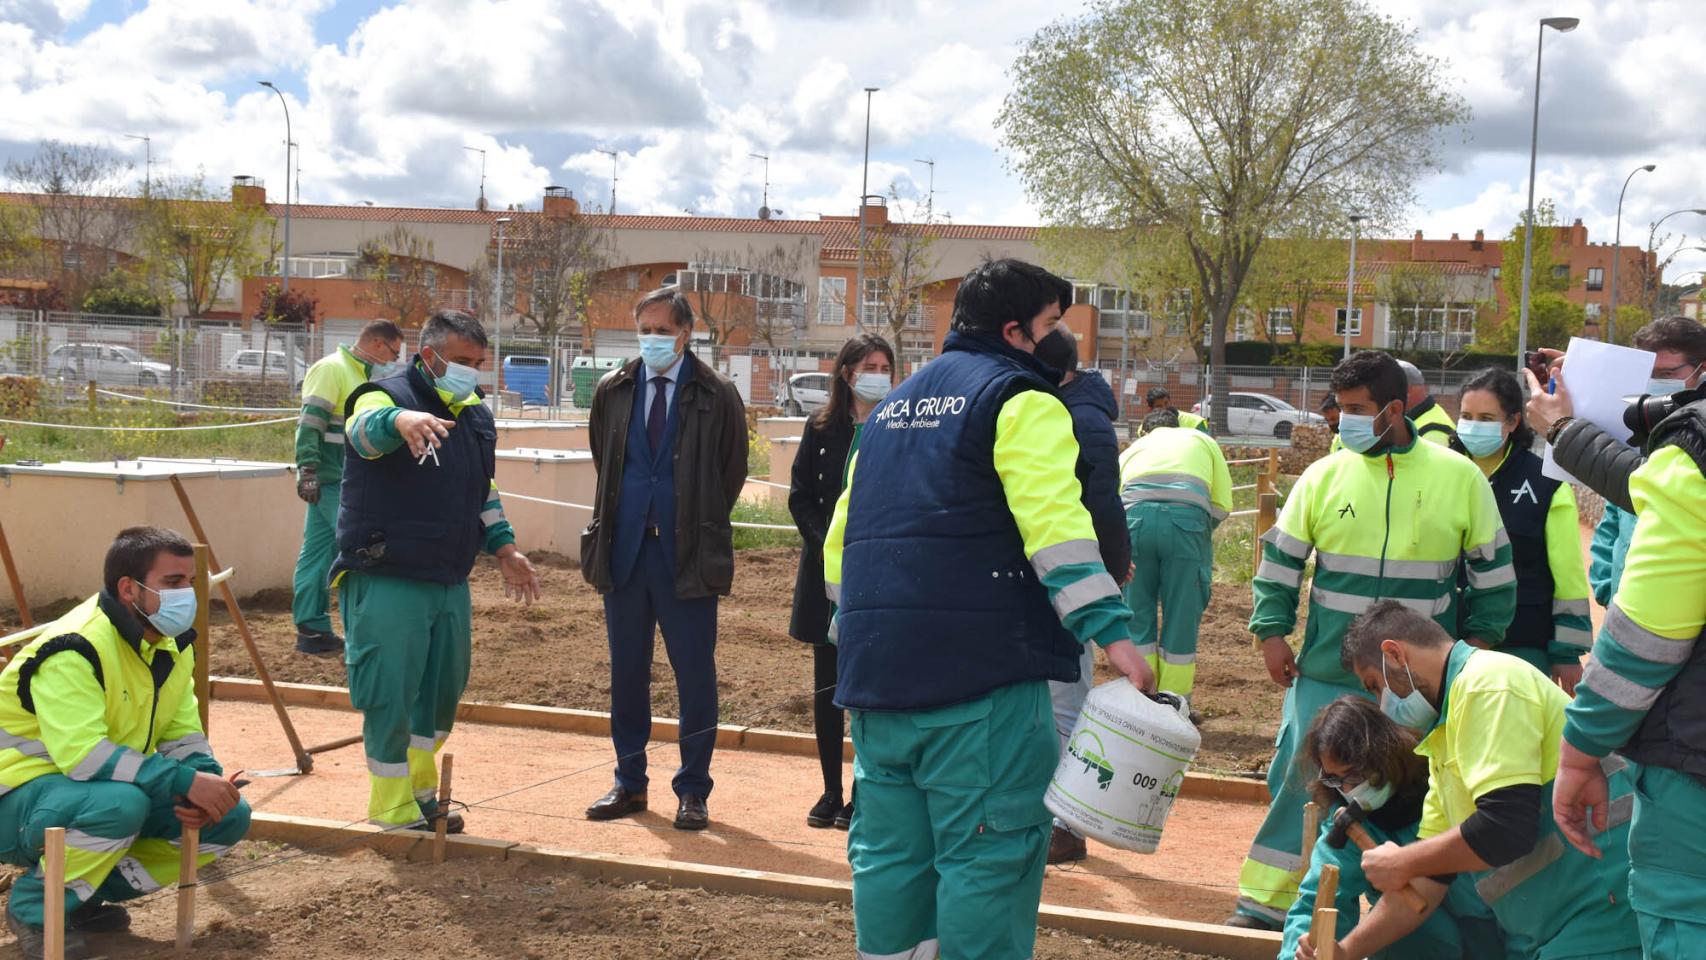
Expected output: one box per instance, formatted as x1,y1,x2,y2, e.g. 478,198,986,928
69,900,129,933
586,786,647,821
404,810,465,835
294,630,343,657
833,802,854,831
806,793,841,829
1225,913,1282,932
6,908,91,960
674,795,709,831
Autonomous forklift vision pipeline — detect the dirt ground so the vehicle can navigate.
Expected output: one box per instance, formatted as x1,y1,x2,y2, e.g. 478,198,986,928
37,844,1226,960
200,548,1287,777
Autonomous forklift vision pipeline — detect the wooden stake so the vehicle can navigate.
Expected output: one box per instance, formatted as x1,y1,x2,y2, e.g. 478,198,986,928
43,827,64,960
1301,802,1320,874
175,825,199,954
433,753,455,864
168,475,311,773
1312,863,1340,959
0,517,32,631
192,545,211,734
1253,491,1279,578
1313,907,1338,960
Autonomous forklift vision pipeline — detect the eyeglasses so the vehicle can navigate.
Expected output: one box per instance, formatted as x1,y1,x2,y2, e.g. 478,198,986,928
1318,772,1365,791
1653,361,1701,379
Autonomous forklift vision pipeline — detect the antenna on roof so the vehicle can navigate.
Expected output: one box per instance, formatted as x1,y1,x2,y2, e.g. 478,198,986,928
597,149,619,214
749,151,771,219
463,145,487,211
913,158,936,218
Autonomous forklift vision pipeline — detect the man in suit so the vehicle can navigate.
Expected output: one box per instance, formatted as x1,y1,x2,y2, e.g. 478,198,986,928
581,287,747,830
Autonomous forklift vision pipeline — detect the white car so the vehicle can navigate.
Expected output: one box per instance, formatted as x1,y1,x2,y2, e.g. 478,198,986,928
45,343,172,386
782,372,832,416
222,349,308,388
1194,392,1325,439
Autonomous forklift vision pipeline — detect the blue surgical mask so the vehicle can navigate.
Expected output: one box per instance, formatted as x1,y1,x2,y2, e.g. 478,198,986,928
370,359,406,380
1456,419,1506,457
1340,778,1396,813
1337,411,1388,454
853,372,892,403
136,584,197,639
638,334,681,373
1647,378,1688,397
1380,655,1440,731
434,360,480,400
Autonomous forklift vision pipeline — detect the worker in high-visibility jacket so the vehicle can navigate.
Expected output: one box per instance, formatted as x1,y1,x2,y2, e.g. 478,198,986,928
335,310,539,830
1117,407,1232,699
1310,600,1640,960
292,320,404,657
0,527,249,960
1398,359,1455,446
1231,350,1514,931
1450,367,1591,688
823,259,1155,960
1137,386,1210,436
1554,405,1706,959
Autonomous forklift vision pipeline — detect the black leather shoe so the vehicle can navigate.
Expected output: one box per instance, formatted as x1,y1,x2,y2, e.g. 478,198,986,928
69,900,130,933
833,801,854,831
806,792,840,829
7,908,91,960
294,630,344,657
674,795,709,831
586,786,647,821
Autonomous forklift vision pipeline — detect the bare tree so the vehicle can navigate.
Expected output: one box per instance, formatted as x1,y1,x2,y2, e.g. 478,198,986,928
506,207,613,339
136,172,271,318
358,225,440,327
861,189,944,359
4,140,140,309
1376,262,1458,353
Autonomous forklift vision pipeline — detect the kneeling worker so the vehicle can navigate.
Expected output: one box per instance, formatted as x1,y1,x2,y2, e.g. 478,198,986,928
825,259,1155,960
1315,600,1641,959
0,527,249,960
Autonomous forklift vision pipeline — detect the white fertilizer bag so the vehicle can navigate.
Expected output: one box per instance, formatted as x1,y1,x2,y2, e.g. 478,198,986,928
1045,683,1201,854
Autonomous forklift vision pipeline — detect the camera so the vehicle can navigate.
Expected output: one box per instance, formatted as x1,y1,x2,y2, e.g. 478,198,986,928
1624,386,1706,449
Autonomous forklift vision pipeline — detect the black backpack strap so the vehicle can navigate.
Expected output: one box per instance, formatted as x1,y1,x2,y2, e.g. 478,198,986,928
17,634,104,714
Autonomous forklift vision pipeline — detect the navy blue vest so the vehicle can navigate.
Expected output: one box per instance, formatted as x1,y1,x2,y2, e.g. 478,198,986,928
834,331,1081,712
1488,445,1561,653
334,360,496,585
610,358,687,588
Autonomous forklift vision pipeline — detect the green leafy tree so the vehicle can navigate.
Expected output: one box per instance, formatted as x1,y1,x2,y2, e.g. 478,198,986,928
1240,228,1344,353
1483,199,1580,352
137,172,272,318
80,269,162,317
999,0,1467,431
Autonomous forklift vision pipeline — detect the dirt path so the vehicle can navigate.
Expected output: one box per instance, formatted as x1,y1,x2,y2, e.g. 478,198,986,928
20,844,1228,959
208,549,1285,776
208,700,1265,926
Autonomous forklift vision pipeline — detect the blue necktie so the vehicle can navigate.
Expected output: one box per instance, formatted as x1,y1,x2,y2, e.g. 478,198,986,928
647,375,668,454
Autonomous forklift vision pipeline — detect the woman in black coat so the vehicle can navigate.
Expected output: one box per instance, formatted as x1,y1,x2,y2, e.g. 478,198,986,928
788,333,896,829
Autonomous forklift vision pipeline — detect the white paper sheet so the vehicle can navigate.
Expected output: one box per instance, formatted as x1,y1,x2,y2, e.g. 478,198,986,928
1541,337,1655,484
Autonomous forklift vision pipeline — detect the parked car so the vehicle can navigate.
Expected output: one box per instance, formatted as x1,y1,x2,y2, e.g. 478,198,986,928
222,349,308,388
1193,392,1325,439
45,342,172,386
782,372,832,417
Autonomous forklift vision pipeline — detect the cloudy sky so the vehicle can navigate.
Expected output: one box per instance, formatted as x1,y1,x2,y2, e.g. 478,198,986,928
3,0,1705,279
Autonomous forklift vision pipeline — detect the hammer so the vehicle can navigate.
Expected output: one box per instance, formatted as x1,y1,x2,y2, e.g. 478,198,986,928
1325,800,1430,913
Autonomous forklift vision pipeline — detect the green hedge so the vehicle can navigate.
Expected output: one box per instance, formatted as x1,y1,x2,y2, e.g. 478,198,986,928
1223,341,1517,369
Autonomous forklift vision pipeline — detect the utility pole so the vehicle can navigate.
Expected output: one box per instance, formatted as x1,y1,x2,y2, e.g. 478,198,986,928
259,81,293,294
913,158,936,218
123,134,153,197
749,152,770,216
856,86,879,330
597,149,619,215
463,146,488,209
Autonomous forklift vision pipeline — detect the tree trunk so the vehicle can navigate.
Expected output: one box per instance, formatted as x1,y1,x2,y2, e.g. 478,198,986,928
1209,301,1231,436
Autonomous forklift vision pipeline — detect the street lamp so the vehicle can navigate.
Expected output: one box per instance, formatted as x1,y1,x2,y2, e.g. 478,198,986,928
258,81,292,295
1607,163,1655,343
1343,213,1365,360
1645,208,1706,315
1516,16,1579,367
855,86,878,330
494,216,511,409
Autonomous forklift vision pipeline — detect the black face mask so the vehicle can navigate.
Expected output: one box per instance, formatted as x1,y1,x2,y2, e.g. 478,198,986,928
1031,327,1077,376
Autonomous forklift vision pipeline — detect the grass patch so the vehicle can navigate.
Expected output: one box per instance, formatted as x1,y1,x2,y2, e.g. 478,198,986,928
0,393,296,465
732,498,800,551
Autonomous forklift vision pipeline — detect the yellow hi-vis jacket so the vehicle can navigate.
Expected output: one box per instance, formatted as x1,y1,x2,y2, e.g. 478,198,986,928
1118,425,1233,524
0,594,218,803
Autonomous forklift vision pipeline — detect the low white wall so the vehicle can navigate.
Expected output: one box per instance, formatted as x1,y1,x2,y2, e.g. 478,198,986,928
494,419,589,452
492,449,597,560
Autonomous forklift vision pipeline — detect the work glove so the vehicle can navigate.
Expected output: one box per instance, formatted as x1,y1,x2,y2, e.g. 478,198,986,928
297,466,320,504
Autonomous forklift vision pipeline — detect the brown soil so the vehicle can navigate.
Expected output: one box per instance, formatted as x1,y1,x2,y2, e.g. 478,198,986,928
211,550,1283,776
48,844,1226,959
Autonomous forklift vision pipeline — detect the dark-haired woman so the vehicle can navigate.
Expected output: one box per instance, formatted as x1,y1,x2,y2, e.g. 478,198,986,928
788,333,896,829
1286,697,1507,960
1450,367,1591,692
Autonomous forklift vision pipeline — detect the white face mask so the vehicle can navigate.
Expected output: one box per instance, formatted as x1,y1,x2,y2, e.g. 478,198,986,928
852,372,892,403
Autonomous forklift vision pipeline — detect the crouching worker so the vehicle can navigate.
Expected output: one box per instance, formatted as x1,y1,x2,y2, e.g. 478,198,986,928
1286,697,1506,960
1319,600,1640,960
0,527,249,960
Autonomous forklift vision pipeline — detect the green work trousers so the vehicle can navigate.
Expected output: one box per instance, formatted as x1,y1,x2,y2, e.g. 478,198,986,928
1236,673,1371,926
1630,764,1706,959
0,774,250,926
340,572,472,826
848,681,1058,960
293,485,340,634
1123,501,1213,698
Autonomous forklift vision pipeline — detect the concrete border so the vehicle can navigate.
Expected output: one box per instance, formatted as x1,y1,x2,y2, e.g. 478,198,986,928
213,677,1269,804
246,812,1281,960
